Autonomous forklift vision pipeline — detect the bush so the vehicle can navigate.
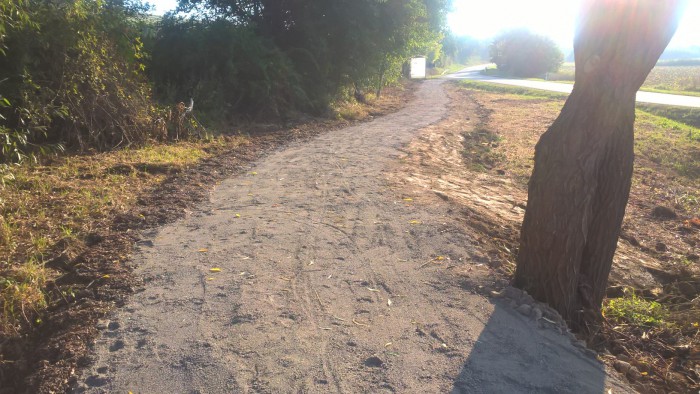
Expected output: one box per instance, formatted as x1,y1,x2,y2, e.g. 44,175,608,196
149,19,311,122
489,29,563,78
0,0,155,163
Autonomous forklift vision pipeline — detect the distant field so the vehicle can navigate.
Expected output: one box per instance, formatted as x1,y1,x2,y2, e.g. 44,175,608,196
537,64,700,97
644,66,700,95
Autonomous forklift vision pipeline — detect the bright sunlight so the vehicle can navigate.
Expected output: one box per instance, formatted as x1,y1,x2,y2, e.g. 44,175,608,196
448,0,700,50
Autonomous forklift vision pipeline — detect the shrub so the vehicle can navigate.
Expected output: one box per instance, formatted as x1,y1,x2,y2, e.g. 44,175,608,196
149,19,311,122
489,29,563,78
0,0,155,163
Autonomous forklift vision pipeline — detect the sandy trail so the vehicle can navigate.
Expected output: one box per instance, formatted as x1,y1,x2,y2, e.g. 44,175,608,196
75,80,632,393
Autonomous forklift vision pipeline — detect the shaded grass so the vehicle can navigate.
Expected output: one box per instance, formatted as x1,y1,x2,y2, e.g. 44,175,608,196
0,137,248,334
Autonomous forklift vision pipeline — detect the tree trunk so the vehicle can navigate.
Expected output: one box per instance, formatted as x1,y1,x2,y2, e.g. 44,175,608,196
514,0,686,330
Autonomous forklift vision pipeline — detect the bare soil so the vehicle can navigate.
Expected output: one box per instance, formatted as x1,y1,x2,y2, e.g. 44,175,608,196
0,84,414,394
70,81,630,393
398,83,700,393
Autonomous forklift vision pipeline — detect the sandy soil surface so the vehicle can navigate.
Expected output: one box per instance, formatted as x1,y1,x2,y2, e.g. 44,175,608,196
73,80,632,393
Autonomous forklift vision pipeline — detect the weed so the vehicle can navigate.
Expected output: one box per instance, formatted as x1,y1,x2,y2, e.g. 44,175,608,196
0,216,12,250
603,291,669,327
0,258,48,333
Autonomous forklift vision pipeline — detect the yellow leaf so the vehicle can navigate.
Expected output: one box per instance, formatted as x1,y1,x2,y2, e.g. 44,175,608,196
102,274,110,279
436,256,445,261
235,213,241,218
640,372,648,376
209,267,221,272
198,248,208,253
250,171,258,175
403,198,413,202
409,220,421,225
207,277,215,281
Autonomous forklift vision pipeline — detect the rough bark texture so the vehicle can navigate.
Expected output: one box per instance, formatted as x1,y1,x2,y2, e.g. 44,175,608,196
514,0,686,330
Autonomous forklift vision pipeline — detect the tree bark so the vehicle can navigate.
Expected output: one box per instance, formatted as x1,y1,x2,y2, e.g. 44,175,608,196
514,0,686,330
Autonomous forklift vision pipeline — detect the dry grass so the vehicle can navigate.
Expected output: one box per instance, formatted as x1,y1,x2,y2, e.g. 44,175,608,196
0,137,249,334
456,80,700,391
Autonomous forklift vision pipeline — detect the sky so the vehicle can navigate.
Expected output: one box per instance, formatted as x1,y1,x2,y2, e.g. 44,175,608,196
147,0,178,15
448,0,700,50
148,0,699,50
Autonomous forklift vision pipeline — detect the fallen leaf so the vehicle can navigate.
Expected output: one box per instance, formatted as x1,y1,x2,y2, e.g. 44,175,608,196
403,198,413,202
198,248,208,253
385,342,393,348
250,171,258,175
387,299,393,306
207,277,215,281
209,267,221,272
435,256,445,261
235,213,241,218
367,287,380,292
408,220,421,225
102,274,110,279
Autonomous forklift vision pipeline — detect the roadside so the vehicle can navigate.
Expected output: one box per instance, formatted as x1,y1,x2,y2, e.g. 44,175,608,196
448,65,700,108
410,80,699,393
0,83,415,393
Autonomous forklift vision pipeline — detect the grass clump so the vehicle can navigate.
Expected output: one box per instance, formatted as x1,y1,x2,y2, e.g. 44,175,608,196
603,291,669,327
0,259,49,333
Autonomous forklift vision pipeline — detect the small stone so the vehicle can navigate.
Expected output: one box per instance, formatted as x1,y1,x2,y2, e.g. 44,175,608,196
677,282,697,298
109,340,125,352
652,206,677,220
516,304,532,316
616,354,631,362
627,366,642,381
502,287,522,300
85,375,108,387
107,321,120,330
434,191,449,201
364,355,384,368
496,169,506,175
655,242,667,252
531,307,543,321
687,254,699,262
606,285,626,298
613,360,632,374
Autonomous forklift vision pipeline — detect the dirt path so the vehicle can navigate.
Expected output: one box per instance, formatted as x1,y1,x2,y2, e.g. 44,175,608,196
74,80,632,393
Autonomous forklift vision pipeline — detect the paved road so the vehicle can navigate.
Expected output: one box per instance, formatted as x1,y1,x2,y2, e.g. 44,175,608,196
447,64,700,108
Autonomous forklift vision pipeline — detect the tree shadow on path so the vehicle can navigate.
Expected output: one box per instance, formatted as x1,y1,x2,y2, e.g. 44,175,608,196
451,298,633,394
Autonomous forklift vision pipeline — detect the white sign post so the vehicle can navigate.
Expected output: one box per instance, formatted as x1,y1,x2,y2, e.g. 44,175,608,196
410,57,426,79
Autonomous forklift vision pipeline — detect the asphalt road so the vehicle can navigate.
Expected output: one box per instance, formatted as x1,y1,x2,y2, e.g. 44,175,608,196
446,64,700,108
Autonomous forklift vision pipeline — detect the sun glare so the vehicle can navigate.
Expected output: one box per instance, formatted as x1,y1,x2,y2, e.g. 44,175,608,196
448,0,699,50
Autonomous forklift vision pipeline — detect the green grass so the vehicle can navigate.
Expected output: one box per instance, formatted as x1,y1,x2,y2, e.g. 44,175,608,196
0,137,249,334
603,291,669,327
458,80,569,100
635,109,700,178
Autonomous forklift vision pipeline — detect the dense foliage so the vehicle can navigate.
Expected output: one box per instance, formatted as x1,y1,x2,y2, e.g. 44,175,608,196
150,0,447,119
0,0,448,163
490,29,563,77
0,0,155,164
441,34,488,66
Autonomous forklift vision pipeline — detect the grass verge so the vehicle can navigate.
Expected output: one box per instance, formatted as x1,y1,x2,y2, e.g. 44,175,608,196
455,80,700,392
